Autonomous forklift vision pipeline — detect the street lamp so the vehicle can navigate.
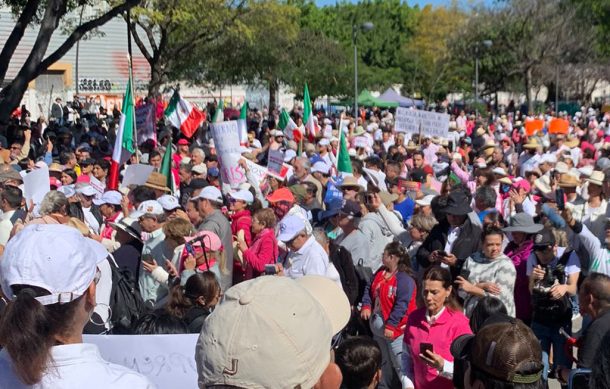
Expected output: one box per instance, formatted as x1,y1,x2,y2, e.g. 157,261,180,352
353,21,374,119
474,39,492,117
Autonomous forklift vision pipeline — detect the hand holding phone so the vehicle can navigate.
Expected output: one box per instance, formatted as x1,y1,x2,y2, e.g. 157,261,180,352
420,342,433,355
264,264,277,275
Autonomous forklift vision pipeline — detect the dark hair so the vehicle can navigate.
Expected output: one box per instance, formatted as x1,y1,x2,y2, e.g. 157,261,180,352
482,225,505,241
129,185,156,207
59,151,75,165
149,150,162,160
0,285,85,385
422,266,460,311
1,185,22,208
483,211,505,229
94,158,110,172
166,272,220,319
475,185,497,210
581,272,610,306
476,168,497,186
335,336,381,389
351,159,364,175
469,296,508,333
133,312,188,334
590,331,610,389
62,168,78,183
384,241,413,276
468,363,545,389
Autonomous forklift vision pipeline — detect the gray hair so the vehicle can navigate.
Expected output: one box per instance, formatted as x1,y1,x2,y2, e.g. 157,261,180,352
191,148,205,159
475,185,497,210
312,227,328,246
39,191,69,216
297,157,311,171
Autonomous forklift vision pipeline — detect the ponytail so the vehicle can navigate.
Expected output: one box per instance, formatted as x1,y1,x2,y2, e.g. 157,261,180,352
384,241,414,277
166,272,220,318
0,285,83,385
166,284,192,319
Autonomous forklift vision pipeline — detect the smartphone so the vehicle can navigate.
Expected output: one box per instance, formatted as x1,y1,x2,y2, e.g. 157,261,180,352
555,188,565,211
264,264,277,275
460,269,471,280
420,342,433,355
185,243,195,256
142,254,155,264
437,250,447,257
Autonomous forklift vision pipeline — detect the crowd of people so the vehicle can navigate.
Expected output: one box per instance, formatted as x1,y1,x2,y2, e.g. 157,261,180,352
0,101,609,389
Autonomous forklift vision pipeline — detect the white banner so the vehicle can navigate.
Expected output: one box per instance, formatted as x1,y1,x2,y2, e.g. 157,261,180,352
83,334,198,389
267,149,284,175
244,158,268,183
353,136,369,149
395,107,450,138
211,121,246,187
121,164,154,188
23,165,50,205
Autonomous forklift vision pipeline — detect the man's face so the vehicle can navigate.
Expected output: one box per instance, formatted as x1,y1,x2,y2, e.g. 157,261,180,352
79,194,94,208
286,232,308,251
191,153,204,165
150,155,162,169
413,154,423,168
492,149,503,162
293,161,308,180
179,168,191,183
271,200,292,219
9,143,21,159
78,151,90,162
138,216,159,232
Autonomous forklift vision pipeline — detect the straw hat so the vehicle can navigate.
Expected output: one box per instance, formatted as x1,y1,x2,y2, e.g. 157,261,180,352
564,136,579,148
557,174,580,188
48,162,64,173
522,139,540,149
144,172,171,192
586,170,604,186
405,141,418,151
475,127,486,136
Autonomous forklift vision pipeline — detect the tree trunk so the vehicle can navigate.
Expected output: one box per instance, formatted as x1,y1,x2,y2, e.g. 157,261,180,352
524,67,533,115
148,62,165,98
0,0,41,84
268,78,278,111
0,0,66,123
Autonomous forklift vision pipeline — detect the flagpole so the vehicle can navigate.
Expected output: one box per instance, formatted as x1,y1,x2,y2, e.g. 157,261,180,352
126,9,139,163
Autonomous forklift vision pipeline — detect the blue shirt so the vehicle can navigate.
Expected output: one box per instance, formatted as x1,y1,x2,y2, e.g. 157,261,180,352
394,197,415,222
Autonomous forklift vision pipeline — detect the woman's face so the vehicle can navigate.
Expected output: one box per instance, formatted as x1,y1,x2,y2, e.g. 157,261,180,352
61,172,74,185
422,279,451,315
92,165,106,180
589,183,603,198
409,225,424,242
482,233,503,259
476,174,487,186
511,231,527,245
381,251,398,269
252,217,264,235
229,198,246,212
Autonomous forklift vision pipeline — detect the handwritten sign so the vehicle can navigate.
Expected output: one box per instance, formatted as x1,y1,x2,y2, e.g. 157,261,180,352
121,164,154,188
211,121,246,187
549,118,569,134
83,334,198,389
244,158,268,183
89,175,105,198
524,119,544,136
267,149,284,175
353,136,369,149
23,165,50,205
395,108,450,138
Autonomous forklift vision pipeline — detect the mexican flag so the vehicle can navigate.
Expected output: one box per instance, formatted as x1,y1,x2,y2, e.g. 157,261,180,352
278,109,299,140
212,100,224,122
237,102,248,145
303,83,319,140
160,140,176,194
336,126,352,174
165,90,205,138
108,77,136,190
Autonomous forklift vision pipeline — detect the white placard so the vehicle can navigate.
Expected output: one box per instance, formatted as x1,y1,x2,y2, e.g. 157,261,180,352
244,159,268,183
395,107,450,138
23,165,50,205
267,149,284,175
83,334,199,389
353,136,369,149
211,121,246,187
121,164,154,188
89,175,105,198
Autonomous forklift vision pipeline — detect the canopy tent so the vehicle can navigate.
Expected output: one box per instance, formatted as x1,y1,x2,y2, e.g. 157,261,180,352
357,89,398,108
378,87,425,108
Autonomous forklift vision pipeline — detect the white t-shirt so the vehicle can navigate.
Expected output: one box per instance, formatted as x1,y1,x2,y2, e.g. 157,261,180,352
526,247,581,278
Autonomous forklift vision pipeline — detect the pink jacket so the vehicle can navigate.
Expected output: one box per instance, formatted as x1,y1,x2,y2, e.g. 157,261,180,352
504,239,534,322
243,228,278,277
231,209,252,246
404,307,472,389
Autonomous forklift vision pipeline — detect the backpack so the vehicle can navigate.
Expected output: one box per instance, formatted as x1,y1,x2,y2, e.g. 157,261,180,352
531,250,573,326
107,257,145,333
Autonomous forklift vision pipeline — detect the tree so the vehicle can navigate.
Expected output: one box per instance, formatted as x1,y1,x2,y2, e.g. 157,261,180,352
0,0,140,123
128,0,247,97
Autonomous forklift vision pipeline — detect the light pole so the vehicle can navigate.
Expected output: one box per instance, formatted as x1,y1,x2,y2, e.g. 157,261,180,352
353,21,374,119
474,39,492,117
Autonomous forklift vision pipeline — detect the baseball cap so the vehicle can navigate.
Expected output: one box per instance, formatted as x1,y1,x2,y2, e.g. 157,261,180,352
415,194,435,207
93,190,122,206
533,228,556,249
318,138,330,147
452,319,543,384
208,167,220,178
191,163,207,175
194,186,223,203
284,149,297,162
130,199,164,219
229,189,254,204
177,138,190,146
76,184,97,197
0,224,108,305
266,187,295,203
58,185,76,198
340,200,362,217
311,161,331,175
277,215,306,242
196,275,351,389
157,194,181,211
49,177,62,189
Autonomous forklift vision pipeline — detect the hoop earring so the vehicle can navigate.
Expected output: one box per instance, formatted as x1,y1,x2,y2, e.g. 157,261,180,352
89,303,113,328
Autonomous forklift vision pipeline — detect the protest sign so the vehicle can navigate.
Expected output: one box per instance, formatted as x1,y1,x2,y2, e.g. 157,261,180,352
524,119,544,136
83,334,198,389
211,121,246,187
549,118,569,134
244,158,268,183
89,175,105,198
267,149,284,175
353,136,369,149
23,165,50,205
121,164,154,187
136,104,156,145
395,108,450,138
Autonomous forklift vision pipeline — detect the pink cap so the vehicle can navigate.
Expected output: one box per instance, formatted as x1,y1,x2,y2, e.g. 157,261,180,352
185,230,223,252
177,139,190,146
76,174,90,183
512,179,531,193
49,177,62,189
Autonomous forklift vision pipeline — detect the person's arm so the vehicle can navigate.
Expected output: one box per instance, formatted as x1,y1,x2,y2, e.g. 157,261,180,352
243,236,276,273
385,274,414,332
376,200,408,238
18,130,31,160
450,160,472,183
563,208,610,273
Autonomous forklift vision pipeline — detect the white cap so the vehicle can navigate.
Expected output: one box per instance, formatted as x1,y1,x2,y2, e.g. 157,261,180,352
0,224,108,305
492,167,507,176
58,185,76,198
555,161,569,174
415,194,435,207
229,189,254,204
76,185,97,197
194,186,223,203
191,163,207,175
196,275,351,389
284,149,297,162
270,129,284,137
540,153,558,164
578,166,593,177
311,161,331,175
93,190,122,206
277,215,307,242
129,200,164,219
158,194,181,211
318,138,330,147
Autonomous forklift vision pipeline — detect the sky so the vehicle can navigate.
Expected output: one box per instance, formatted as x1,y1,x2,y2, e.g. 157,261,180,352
314,0,492,8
